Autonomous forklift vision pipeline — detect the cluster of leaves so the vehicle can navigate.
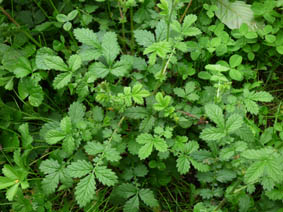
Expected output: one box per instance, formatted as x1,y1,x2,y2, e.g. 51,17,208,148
0,0,282,211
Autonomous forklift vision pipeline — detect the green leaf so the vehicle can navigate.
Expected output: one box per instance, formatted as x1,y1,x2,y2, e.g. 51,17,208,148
133,165,148,177
41,172,60,194
244,99,258,115
41,55,69,71
116,183,137,199
153,137,168,152
74,28,100,48
95,166,118,186
138,142,153,160
0,177,16,189
153,92,172,111
144,41,171,58
102,32,120,65
67,10,78,21
39,159,60,175
18,123,33,147
84,141,104,156
205,64,229,72
124,195,139,212
177,155,191,174
6,183,19,201
244,161,265,183
44,129,65,144
56,14,69,23
229,54,242,68
62,136,75,155
18,78,44,107
226,114,243,133
131,84,150,105
215,0,259,30
229,69,243,81
249,91,273,102
134,30,155,48
190,159,210,172
87,62,109,80
75,173,96,207
67,160,93,178
183,14,197,28
68,101,86,123
200,127,226,141
105,147,121,162
12,57,32,78
53,72,73,89
68,55,82,72
139,189,159,207
204,103,225,128
124,107,148,119
60,116,72,134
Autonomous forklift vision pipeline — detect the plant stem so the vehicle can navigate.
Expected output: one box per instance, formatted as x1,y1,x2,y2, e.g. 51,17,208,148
0,6,42,48
117,0,127,51
130,7,135,54
179,0,193,23
166,0,175,41
48,0,58,14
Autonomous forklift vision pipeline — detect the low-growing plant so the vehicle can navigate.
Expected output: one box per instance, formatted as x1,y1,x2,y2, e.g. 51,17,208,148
0,0,282,211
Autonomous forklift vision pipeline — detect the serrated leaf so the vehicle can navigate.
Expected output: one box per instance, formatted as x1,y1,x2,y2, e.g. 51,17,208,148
95,166,118,186
42,55,69,71
139,189,159,207
68,54,82,72
244,161,265,183
190,159,210,172
105,147,121,162
134,30,155,48
215,0,259,30
244,99,258,115
0,177,17,189
139,116,155,133
226,114,243,133
124,195,139,212
6,183,19,201
67,160,93,178
44,129,65,144
249,91,273,102
84,141,104,156
102,32,120,65
204,103,225,128
124,107,148,119
177,155,191,174
116,183,137,199
153,137,168,152
62,136,75,155
68,101,86,123
144,41,171,58
41,172,60,194
74,28,100,48
75,174,96,207
39,159,60,175
53,72,73,89
133,165,148,177
138,143,153,160
200,127,226,141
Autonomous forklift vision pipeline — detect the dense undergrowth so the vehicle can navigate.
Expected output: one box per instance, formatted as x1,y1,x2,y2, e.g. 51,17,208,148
0,0,283,211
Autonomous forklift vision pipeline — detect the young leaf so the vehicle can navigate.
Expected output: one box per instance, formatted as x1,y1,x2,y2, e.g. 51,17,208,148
68,54,82,72
131,84,150,105
84,141,104,156
41,55,69,71
75,173,96,207
200,127,226,141
44,129,66,144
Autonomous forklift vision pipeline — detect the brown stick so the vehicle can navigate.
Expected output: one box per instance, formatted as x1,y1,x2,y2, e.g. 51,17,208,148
0,6,20,27
179,0,193,23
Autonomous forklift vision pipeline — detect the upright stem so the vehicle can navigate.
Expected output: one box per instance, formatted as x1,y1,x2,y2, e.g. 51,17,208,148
130,7,135,54
166,0,175,41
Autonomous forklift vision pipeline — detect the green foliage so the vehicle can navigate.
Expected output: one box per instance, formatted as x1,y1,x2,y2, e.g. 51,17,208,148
0,0,282,211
